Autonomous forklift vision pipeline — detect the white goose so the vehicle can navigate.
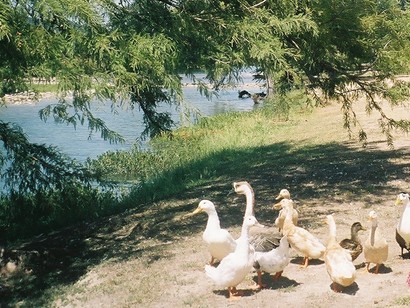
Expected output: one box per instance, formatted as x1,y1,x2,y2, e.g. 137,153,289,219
190,200,236,265
324,214,356,292
233,181,282,251
205,215,260,300
395,192,410,257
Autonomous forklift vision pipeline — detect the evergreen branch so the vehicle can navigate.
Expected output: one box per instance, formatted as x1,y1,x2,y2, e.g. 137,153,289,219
0,121,96,194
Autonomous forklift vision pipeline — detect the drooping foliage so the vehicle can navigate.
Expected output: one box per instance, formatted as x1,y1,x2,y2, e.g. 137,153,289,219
1,0,410,195
295,0,410,144
0,122,92,194
0,120,120,240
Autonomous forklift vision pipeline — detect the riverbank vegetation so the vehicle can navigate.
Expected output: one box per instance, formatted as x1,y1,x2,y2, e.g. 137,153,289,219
89,89,310,190
2,1,410,199
0,89,308,241
28,83,58,94
1,0,410,253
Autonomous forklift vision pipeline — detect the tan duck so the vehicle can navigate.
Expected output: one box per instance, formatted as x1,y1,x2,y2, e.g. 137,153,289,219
395,192,410,257
363,210,388,274
278,198,325,267
273,188,299,232
324,214,356,292
339,222,366,261
233,181,282,251
190,200,236,265
205,215,260,300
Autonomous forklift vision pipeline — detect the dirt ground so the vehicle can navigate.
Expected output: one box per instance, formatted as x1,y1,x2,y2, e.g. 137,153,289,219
1,96,410,308
140,98,410,308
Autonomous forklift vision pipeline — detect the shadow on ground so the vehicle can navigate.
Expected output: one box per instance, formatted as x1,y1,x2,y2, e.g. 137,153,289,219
1,140,409,305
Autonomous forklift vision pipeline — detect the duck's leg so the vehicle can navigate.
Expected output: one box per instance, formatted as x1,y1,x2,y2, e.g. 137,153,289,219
366,262,371,272
209,256,215,266
228,287,243,300
331,282,342,293
302,257,309,268
255,270,266,289
249,271,264,290
374,263,380,274
272,270,283,279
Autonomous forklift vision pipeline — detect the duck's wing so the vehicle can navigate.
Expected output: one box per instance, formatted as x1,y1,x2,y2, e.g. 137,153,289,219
396,229,409,256
339,239,355,249
250,228,281,252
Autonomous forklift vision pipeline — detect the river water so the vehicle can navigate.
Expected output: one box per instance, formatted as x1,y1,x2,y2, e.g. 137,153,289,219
1,74,265,162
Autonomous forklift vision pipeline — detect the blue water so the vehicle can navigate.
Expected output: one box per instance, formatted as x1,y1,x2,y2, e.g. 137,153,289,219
1,74,265,161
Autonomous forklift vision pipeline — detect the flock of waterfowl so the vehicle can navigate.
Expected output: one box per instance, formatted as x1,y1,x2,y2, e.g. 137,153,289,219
188,181,410,299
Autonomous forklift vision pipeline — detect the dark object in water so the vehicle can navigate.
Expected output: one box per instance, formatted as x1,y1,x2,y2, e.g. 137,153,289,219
238,90,251,98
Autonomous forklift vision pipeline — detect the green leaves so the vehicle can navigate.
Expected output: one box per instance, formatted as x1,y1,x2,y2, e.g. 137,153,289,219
0,121,95,194
1,0,410,195
0,1,12,41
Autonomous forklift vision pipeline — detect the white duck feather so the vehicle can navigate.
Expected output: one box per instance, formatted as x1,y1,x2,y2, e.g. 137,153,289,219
395,192,410,257
205,215,259,299
253,235,290,288
191,200,236,265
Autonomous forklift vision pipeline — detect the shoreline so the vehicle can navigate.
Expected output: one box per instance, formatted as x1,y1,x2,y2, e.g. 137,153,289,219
1,82,264,105
2,91,58,105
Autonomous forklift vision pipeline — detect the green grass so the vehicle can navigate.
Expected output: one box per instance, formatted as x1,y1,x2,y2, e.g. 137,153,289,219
89,89,405,215
393,296,410,306
89,93,317,204
28,82,59,93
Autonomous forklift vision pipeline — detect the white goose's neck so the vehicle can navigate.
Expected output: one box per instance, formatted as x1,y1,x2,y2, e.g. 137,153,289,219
205,209,221,231
398,198,410,229
241,223,250,240
236,223,251,253
243,185,255,218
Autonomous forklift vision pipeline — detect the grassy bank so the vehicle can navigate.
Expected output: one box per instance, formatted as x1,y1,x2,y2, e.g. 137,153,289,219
28,83,59,93
0,89,311,242
90,90,318,204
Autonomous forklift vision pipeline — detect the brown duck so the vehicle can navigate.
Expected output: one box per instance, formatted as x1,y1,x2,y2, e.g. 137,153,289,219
339,222,366,261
